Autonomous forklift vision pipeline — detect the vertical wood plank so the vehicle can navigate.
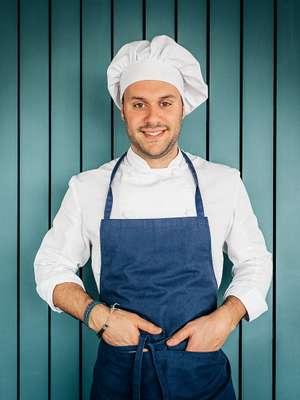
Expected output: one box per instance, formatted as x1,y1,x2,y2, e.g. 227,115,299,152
0,1,18,398
51,0,81,398
242,1,274,399
82,0,111,398
177,0,207,158
209,0,241,395
20,0,49,398
277,0,300,398
146,0,174,38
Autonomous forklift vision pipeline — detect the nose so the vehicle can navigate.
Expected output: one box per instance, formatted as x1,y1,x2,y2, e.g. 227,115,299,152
143,104,162,125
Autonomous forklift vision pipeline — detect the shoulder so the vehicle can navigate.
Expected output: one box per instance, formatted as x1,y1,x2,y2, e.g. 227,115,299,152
182,150,242,208
70,156,120,185
182,150,240,183
65,156,123,204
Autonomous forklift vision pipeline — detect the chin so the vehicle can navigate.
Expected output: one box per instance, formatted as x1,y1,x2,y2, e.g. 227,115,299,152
142,146,172,158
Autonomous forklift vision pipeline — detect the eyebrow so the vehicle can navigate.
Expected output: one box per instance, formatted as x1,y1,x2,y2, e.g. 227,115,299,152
129,94,177,101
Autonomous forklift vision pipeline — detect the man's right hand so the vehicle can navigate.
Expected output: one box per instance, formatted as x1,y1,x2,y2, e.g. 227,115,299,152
88,304,163,351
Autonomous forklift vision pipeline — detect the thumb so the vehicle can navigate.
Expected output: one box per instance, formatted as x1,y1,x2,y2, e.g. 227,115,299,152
136,317,163,335
166,328,189,346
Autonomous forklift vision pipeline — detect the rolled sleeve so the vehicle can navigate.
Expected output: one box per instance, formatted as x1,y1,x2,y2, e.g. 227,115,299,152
34,175,90,313
223,170,273,322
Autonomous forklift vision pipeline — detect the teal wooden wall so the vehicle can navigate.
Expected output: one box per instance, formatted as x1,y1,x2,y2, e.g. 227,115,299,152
0,0,299,399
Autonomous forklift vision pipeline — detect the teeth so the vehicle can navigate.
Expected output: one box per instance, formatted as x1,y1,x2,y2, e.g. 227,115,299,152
142,130,165,136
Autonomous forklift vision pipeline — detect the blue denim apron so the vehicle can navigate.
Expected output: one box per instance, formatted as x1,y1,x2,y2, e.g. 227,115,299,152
90,149,236,400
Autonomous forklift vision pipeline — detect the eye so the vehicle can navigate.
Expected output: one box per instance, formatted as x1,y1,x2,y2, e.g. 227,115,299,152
133,103,145,109
161,101,172,107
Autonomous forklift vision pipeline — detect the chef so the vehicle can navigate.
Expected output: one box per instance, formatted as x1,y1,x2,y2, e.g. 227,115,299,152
34,35,273,400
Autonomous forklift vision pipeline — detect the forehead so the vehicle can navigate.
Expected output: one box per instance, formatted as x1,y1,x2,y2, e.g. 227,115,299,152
124,80,181,101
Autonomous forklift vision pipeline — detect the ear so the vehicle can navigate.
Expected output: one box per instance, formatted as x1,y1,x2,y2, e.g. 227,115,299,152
121,104,125,121
181,104,185,120
120,93,126,121
180,97,185,120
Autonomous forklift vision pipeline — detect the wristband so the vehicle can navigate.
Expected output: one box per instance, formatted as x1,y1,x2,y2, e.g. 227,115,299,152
83,300,106,328
97,302,120,339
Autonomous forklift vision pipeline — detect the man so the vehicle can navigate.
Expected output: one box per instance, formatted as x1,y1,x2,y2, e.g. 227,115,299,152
34,35,273,400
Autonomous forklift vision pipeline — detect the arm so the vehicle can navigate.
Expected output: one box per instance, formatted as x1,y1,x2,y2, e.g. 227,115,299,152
34,175,111,329
34,175,162,338
34,175,93,314
222,170,273,323
166,171,273,350
53,282,109,330
217,295,247,331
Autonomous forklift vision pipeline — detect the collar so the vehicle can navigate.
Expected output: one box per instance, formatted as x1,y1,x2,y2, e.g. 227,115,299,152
125,145,186,173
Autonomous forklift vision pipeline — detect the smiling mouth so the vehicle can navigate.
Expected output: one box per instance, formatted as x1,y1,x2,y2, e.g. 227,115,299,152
141,129,167,139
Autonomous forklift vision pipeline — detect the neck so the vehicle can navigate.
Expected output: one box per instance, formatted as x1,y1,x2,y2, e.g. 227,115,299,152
131,144,179,168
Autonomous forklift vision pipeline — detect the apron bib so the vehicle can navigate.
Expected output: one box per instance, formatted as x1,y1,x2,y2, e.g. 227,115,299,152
90,150,236,400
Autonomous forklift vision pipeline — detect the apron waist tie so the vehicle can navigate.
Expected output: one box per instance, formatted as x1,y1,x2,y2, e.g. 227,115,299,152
132,332,170,400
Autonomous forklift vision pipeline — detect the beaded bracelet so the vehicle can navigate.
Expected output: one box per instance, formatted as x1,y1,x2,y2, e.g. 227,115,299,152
97,302,120,339
83,300,106,328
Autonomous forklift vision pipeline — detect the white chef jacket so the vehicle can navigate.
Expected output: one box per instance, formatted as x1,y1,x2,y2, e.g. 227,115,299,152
33,145,273,322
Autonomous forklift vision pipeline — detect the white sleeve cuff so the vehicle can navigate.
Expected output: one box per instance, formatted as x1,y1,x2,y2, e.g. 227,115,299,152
223,286,269,322
36,274,86,313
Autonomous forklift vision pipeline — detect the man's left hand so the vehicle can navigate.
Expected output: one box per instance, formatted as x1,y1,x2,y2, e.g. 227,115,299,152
165,298,245,351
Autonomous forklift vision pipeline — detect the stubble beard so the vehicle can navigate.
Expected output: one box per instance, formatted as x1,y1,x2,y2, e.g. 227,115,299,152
124,116,182,160
130,131,180,160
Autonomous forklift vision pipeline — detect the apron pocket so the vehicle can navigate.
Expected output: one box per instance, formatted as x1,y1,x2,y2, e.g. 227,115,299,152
100,338,150,352
180,348,225,360
90,339,137,400
101,339,138,351
162,348,231,400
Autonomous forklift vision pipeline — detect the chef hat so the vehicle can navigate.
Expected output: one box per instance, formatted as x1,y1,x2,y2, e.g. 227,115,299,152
107,35,208,118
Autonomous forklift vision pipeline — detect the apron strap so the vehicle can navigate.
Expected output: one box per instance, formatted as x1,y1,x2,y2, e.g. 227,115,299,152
132,332,170,400
104,151,127,220
181,150,204,218
103,148,205,219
